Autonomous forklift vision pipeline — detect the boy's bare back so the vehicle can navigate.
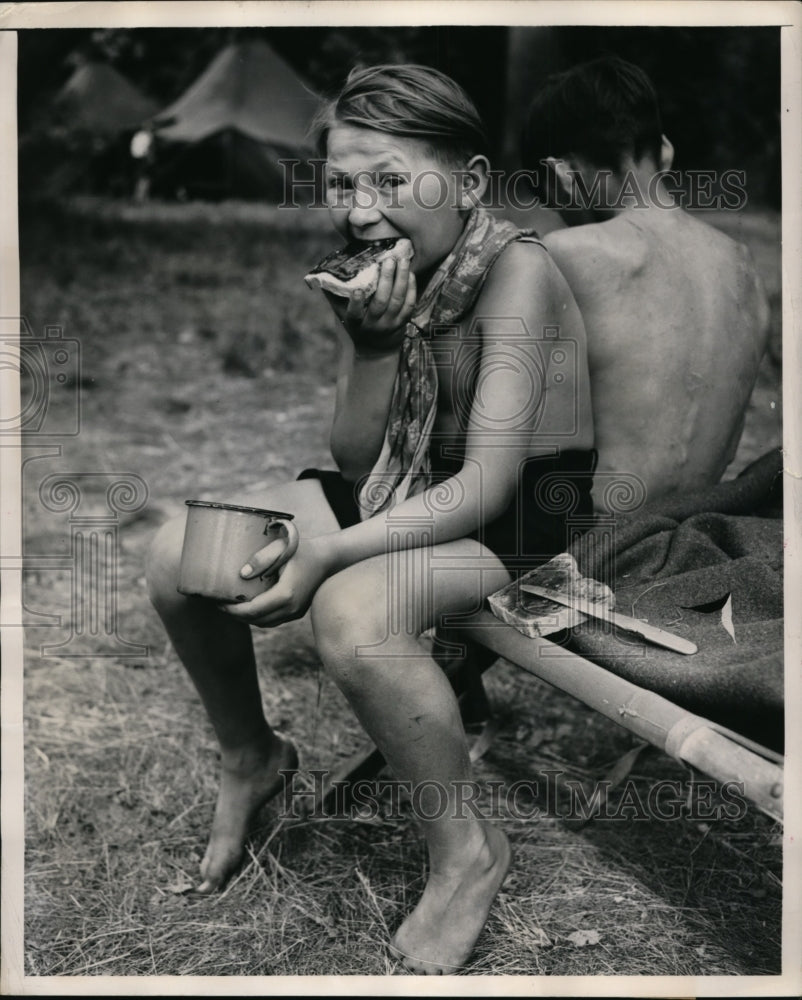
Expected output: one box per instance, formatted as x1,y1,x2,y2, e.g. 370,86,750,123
524,55,771,507
545,208,769,506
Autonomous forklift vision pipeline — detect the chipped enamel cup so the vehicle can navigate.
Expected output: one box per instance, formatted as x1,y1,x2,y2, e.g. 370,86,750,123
177,500,299,603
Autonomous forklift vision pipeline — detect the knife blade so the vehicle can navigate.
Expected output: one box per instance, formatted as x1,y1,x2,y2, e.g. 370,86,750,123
519,584,698,655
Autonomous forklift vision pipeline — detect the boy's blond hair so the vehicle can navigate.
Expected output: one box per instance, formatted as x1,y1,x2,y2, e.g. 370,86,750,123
311,63,488,166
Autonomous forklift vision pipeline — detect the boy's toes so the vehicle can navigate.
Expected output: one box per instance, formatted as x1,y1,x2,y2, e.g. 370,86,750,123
388,943,454,975
403,956,452,975
196,845,243,894
192,867,234,895
192,873,233,895
193,867,230,895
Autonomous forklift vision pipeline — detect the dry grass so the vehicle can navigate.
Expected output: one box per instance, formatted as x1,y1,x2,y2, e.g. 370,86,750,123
23,654,782,977
18,196,783,978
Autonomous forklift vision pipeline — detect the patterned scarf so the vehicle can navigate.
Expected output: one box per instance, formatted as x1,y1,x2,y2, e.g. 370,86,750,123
358,207,538,519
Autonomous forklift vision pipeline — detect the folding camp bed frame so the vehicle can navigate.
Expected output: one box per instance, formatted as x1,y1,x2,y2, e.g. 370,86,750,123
316,614,784,824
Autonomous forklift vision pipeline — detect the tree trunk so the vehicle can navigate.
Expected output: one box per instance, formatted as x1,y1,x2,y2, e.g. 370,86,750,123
502,26,564,170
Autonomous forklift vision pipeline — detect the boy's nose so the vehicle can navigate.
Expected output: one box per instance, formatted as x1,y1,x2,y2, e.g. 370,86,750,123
347,187,383,232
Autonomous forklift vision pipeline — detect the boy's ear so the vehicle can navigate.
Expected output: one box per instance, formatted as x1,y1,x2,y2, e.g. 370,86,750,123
659,134,674,171
457,154,490,208
544,156,574,202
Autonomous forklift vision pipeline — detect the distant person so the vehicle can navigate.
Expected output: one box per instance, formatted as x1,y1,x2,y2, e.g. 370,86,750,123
130,127,154,202
522,56,770,506
147,65,594,974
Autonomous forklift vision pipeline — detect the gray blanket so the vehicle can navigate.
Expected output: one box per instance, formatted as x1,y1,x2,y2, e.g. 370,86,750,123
566,449,784,751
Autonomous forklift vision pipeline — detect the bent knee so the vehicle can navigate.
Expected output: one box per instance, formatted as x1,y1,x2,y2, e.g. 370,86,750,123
311,566,401,678
145,514,187,608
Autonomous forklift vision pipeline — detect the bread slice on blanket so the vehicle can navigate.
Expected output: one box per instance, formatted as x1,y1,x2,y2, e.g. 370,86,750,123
304,238,414,300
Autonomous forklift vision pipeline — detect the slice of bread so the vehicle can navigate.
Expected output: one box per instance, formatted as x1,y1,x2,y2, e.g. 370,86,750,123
304,238,414,299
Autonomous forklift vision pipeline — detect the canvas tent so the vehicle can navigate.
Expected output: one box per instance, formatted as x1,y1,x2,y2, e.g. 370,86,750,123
148,39,320,200
49,62,159,136
20,62,158,199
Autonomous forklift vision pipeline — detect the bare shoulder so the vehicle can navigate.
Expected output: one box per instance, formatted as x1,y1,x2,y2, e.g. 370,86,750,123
662,210,762,276
470,239,588,367
681,210,749,258
544,218,636,252
684,214,770,326
543,220,641,291
729,235,771,342
480,238,573,310
543,221,612,256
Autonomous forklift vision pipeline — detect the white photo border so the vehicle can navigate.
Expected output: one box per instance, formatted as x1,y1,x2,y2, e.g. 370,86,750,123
1,2,800,996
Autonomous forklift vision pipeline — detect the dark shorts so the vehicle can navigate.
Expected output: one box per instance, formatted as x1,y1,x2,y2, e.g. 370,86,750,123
298,450,597,576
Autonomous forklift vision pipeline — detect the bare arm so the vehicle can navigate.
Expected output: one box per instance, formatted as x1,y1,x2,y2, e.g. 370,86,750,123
328,256,418,480
328,245,565,547
226,243,587,626
329,329,399,482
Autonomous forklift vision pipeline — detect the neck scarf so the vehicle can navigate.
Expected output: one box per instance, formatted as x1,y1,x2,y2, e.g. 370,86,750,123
358,207,538,519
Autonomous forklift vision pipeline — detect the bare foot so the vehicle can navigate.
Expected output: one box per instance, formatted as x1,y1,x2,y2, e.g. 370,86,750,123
390,822,511,974
195,733,298,893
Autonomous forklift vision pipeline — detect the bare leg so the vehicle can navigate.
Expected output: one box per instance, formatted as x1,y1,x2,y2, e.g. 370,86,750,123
311,539,512,973
146,479,339,891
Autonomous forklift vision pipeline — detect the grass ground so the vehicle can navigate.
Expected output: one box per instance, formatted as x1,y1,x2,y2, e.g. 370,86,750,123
18,196,783,978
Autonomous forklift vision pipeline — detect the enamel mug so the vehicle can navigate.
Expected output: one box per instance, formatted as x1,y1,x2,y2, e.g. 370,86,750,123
177,500,299,603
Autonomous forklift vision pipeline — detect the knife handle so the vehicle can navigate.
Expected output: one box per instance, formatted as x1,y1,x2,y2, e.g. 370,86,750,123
614,614,698,655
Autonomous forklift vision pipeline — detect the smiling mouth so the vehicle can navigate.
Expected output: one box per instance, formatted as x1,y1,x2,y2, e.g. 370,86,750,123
349,232,404,244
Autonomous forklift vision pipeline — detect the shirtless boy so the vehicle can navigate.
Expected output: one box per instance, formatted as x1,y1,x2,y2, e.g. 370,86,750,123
522,56,769,505
147,65,594,973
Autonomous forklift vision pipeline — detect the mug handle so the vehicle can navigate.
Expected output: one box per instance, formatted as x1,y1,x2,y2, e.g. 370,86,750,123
263,518,299,575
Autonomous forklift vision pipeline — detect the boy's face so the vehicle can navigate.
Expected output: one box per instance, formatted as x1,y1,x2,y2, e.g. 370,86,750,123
325,124,469,279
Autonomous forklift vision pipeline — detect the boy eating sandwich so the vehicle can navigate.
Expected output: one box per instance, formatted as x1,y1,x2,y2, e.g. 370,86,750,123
147,63,594,974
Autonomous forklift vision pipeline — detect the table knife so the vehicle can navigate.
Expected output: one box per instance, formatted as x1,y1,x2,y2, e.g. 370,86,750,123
519,584,698,655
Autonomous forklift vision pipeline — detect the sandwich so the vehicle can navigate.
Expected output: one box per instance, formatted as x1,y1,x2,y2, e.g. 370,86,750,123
304,237,414,300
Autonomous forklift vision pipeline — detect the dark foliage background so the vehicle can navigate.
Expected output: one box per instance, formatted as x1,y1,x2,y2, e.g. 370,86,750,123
17,24,781,205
